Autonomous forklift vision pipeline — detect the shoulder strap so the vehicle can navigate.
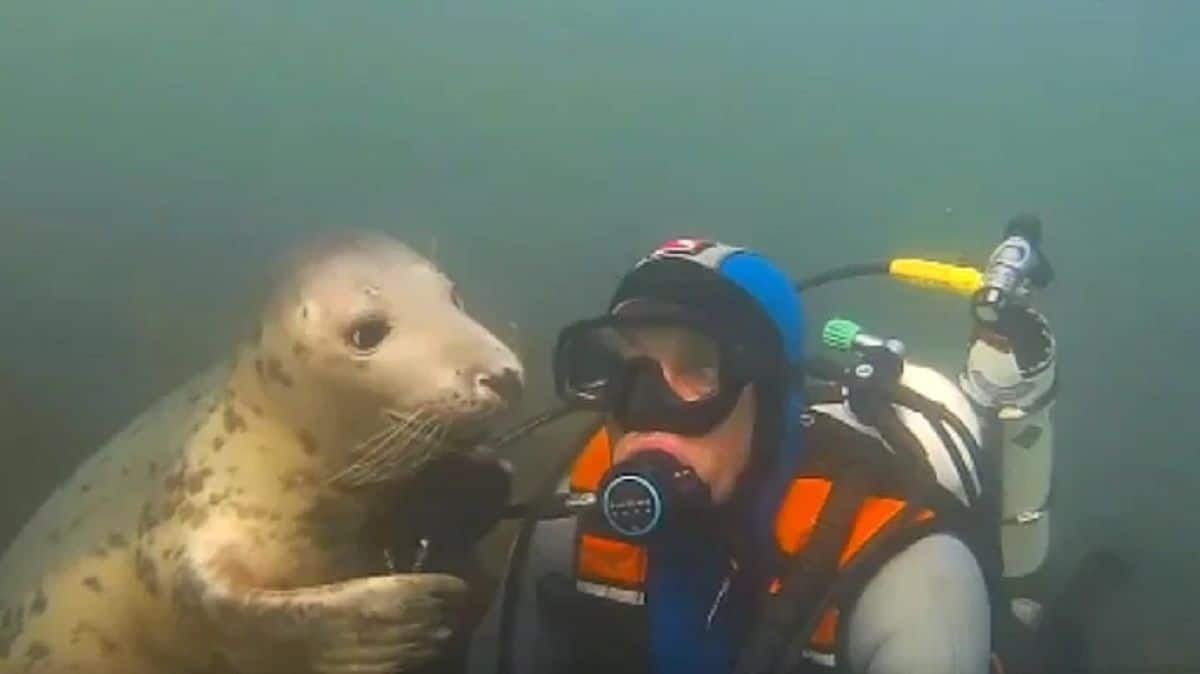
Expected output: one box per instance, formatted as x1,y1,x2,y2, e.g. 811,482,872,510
734,464,874,674
736,407,986,674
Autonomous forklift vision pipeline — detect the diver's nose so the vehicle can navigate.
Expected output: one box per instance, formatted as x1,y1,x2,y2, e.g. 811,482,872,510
475,367,524,405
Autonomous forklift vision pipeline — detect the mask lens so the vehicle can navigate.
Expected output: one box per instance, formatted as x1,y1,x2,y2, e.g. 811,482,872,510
562,321,722,404
615,324,720,402
558,327,623,404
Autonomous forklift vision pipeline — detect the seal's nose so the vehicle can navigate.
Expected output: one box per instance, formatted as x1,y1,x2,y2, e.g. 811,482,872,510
476,367,524,405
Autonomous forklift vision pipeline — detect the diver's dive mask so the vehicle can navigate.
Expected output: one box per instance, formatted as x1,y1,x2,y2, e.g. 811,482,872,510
553,302,762,541
553,302,758,437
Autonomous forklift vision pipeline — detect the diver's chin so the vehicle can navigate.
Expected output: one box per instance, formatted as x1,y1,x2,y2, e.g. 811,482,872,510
616,431,696,465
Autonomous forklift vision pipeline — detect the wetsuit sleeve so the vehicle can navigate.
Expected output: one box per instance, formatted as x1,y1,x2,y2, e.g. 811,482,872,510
466,517,578,674
842,533,992,674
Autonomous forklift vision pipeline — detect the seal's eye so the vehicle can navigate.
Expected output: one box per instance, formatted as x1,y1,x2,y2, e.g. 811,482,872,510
347,316,391,352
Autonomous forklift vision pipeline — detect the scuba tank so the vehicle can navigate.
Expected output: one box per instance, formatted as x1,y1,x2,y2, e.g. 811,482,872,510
961,214,1057,592
962,324,1057,583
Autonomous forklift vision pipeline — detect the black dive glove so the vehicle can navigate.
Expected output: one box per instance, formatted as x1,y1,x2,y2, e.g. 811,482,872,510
380,446,514,574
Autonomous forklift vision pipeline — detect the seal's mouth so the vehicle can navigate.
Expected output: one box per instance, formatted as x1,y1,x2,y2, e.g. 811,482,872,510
328,409,502,490
443,418,494,450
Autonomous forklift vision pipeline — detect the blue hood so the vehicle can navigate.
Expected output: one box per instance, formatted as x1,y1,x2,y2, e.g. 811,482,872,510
717,250,807,544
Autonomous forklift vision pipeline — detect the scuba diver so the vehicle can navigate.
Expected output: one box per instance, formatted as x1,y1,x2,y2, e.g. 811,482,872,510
459,216,1068,674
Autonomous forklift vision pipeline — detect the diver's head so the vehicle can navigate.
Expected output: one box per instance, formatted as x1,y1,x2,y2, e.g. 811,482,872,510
554,238,805,537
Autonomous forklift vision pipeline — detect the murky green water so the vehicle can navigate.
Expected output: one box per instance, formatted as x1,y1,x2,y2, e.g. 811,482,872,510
2,0,1197,669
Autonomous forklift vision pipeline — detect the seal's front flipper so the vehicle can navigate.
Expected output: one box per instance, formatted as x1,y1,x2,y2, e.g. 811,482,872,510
178,544,468,673
308,614,454,674
303,574,467,674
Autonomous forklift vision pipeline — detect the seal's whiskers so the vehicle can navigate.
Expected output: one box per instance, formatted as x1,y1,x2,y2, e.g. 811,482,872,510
358,409,437,471
372,417,447,478
329,408,449,487
332,416,414,482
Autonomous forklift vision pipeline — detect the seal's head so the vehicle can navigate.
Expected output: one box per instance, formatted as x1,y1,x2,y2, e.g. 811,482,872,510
245,230,524,486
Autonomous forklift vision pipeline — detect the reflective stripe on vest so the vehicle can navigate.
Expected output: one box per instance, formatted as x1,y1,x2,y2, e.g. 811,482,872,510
569,425,935,665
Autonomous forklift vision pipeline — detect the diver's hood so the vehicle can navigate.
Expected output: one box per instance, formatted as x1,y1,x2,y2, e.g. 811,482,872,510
607,238,808,541
609,239,804,369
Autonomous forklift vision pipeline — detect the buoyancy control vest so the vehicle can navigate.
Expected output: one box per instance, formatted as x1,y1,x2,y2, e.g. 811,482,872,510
537,396,995,674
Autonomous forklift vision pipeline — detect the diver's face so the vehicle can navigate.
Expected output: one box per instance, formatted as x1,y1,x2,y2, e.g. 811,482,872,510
607,355,756,506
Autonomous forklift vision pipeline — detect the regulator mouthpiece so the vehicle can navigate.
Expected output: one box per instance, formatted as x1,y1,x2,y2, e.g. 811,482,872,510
598,450,711,540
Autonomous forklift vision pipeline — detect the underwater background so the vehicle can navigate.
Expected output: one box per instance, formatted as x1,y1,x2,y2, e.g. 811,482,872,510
2,0,1197,669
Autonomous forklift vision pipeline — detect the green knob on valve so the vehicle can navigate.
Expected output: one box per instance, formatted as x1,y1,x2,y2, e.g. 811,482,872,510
822,318,862,352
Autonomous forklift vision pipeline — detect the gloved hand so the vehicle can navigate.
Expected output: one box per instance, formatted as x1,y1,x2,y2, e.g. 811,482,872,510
370,447,515,674
398,446,515,572
960,304,1057,412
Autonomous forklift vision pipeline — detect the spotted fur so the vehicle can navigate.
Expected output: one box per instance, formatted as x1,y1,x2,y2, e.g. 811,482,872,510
0,231,523,673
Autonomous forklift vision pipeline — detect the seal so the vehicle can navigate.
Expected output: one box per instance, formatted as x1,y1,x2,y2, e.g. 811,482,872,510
0,230,525,674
